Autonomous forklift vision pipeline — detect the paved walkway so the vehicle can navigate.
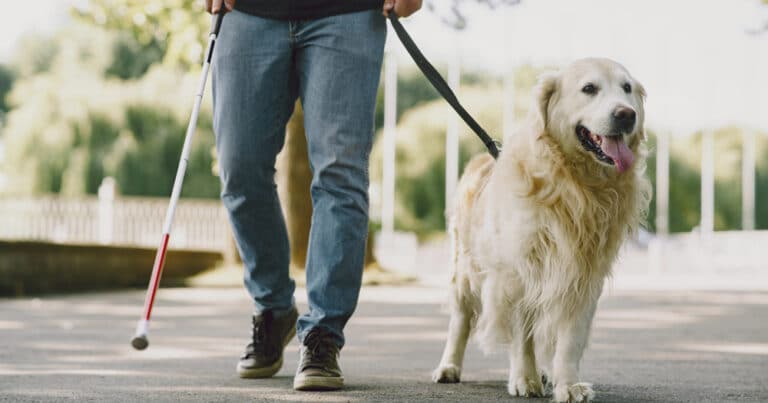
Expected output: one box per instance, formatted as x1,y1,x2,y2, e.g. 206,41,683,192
1,285,767,402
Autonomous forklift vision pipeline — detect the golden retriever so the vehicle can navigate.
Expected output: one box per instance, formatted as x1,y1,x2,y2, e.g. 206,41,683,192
432,58,652,402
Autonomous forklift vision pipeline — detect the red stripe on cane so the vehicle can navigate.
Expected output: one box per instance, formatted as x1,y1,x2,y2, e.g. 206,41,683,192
142,233,170,321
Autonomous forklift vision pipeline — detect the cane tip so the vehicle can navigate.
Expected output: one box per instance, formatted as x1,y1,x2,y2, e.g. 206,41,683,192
131,335,149,350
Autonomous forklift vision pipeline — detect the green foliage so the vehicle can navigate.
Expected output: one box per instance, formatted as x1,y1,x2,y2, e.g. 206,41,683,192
374,68,441,132
711,128,745,230
9,35,59,78
645,132,702,232
756,136,768,229
373,63,768,236
374,66,502,132
114,105,218,197
105,33,164,79
0,65,14,113
370,64,544,236
4,0,766,234
1,21,218,198
645,129,768,232
371,84,498,235
0,1,222,198
73,0,211,70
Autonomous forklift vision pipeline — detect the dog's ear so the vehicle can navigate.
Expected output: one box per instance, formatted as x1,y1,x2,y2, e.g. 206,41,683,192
533,72,559,135
635,80,647,141
634,78,647,101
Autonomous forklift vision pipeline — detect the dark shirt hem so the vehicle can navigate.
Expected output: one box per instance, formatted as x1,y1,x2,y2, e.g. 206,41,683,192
235,0,383,20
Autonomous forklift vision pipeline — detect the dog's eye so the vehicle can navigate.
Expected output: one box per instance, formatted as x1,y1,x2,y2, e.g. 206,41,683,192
622,83,632,93
581,83,597,95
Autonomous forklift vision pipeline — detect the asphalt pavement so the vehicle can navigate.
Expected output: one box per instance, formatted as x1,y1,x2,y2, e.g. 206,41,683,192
1,285,767,402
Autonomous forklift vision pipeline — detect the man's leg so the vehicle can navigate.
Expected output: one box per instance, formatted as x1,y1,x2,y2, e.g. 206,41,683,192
213,9,297,313
212,9,299,377
291,9,386,391
295,9,386,350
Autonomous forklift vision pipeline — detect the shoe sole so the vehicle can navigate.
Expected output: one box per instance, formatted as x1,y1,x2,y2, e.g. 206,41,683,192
293,374,344,391
236,327,296,378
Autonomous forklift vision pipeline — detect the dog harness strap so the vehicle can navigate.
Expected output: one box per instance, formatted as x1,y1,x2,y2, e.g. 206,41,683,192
387,13,501,159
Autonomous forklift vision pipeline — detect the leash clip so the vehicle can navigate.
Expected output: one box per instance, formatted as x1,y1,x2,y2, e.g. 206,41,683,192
493,140,503,154
486,140,503,159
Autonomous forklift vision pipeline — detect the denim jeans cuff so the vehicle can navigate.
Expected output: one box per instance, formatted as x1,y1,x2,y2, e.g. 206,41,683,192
255,299,296,318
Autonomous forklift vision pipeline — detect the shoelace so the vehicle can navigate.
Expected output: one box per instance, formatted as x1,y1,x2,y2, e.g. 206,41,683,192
244,312,272,358
302,330,336,366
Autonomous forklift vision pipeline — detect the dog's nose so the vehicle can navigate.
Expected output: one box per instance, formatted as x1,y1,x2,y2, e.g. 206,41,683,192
612,106,636,133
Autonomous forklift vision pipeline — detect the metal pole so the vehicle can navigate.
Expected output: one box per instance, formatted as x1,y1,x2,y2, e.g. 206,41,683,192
382,52,397,235
98,177,116,245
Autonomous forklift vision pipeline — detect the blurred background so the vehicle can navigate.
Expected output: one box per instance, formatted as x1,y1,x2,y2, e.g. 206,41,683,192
1,0,767,295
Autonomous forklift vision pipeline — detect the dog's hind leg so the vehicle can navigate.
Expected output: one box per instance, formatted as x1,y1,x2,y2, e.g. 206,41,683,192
432,290,472,383
507,318,544,397
432,220,474,384
432,248,474,384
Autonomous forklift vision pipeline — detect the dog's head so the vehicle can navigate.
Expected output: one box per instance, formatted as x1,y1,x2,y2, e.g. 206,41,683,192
533,58,646,174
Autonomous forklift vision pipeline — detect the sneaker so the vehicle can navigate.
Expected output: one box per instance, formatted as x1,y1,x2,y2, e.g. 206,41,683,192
293,328,344,391
236,307,298,378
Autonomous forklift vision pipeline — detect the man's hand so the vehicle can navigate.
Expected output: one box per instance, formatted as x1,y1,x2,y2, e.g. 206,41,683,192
383,0,422,18
206,0,235,14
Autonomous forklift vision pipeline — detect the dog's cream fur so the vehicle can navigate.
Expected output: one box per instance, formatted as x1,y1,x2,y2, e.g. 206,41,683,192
432,58,652,402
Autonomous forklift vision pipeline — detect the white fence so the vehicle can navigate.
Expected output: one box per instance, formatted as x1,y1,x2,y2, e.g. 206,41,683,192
0,194,230,252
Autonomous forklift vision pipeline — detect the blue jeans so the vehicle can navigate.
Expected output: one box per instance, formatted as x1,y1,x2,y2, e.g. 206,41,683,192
212,9,386,348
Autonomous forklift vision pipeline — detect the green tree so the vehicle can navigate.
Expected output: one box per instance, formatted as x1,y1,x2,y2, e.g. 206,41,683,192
73,0,211,70
371,59,768,236
105,33,164,80
0,65,15,114
369,64,541,236
755,135,768,229
645,132,702,233
371,83,500,235
645,128,768,233
1,22,218,198
9,35,58,78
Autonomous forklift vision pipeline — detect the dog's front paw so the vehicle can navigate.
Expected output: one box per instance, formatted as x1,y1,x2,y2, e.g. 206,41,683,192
553,382,594,402
432,364,461,383
507,376,544,397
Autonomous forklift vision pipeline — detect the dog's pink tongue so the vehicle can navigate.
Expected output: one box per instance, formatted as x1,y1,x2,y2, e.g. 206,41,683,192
600,136,634,173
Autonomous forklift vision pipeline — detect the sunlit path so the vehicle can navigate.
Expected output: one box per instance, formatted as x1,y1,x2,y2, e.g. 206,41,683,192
1,286,766,402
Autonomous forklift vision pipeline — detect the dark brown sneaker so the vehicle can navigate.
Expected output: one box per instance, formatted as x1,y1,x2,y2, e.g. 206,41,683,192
236,307,298,378
293,328,343,391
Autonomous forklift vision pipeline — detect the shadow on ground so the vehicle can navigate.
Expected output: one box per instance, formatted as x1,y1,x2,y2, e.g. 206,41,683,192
0,287,767,402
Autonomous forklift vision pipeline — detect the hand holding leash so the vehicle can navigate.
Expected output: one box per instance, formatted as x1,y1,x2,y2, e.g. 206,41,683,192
383,0,422,18
206,0,235,14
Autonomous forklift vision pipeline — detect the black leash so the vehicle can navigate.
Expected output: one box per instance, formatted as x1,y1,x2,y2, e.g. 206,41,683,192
387,12,502,159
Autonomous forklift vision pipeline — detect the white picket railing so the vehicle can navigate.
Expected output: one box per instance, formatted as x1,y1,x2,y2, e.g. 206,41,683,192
0,194,230,252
